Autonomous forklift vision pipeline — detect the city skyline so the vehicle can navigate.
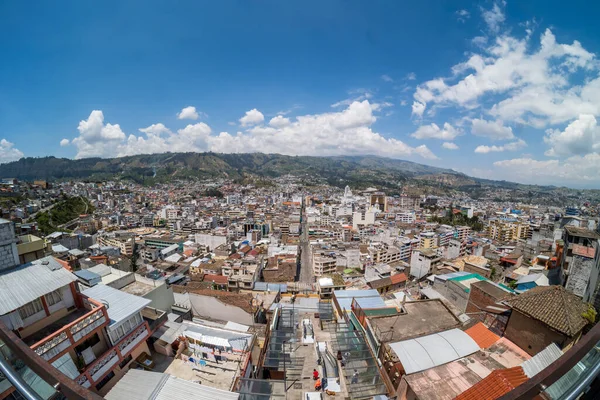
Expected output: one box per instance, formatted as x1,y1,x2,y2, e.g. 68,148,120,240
1,1,600,187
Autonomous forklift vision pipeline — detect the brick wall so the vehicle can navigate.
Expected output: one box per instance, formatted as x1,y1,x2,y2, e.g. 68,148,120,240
466,284,498,314
504,310,570,356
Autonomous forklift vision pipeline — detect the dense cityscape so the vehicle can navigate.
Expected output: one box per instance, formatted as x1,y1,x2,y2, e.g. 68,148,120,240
0,172,598,399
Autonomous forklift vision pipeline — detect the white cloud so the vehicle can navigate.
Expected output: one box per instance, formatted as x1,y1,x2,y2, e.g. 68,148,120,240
332,91,373,108
269,115,291,128
69,102,436,161
544,114,600,156
493,153,600,186
400,100,408,106
139,123,172,136
406,72,416,81
411,122,461,140
381,74,394,82
413,28,598,126
482,2,505,33
177,106,199,120
412,101,426,117
72,110,126,158
456,9,470,23
0,139,24,163
60,139,70,147
443,142,459,150
210,101,437,159
474,138,527,153
471,118,514,140
239,109,265,126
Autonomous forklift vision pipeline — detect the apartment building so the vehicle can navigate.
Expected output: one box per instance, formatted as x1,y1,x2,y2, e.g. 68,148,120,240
97,235,134,256
17,233,51,263
312,253,338,277
419,232,436,249
486,219,530,242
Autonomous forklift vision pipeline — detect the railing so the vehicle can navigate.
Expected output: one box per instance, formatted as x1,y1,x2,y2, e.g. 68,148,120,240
0,320,103,400
30,298,108,362
74,321,150,388
499,322,600,400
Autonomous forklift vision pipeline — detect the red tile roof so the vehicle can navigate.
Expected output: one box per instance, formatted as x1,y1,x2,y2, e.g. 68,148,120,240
454,366,528,400
202,274,228,285
465,322,500,349
390,273,407,285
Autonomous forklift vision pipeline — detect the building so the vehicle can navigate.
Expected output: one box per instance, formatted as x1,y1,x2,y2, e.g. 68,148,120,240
486,220,530,242
419,232,436,249
317,274,346,299
410,248,442,279
17,233,51,263
503,285,591,356
97,235,134,256
105,369,239,400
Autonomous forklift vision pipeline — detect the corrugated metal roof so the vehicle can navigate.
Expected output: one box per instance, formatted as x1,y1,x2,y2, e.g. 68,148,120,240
161,244,179,255
521,343,562,378
433,271,471,281
82,284,151,326
52,244,69,253
105,369,169,400
334,289,380,298
157,375,239,400
182,322,253,351
87,264,111,277
0,256,78,314
73,269,101,282
388,328,479,374
355,296,387,310
253,282,287,292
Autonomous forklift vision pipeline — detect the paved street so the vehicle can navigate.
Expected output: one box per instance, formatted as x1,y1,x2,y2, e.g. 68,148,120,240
298,211,313,284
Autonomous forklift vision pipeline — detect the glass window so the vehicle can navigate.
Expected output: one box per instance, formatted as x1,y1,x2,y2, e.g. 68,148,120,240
18,298,44,319
44,289,63,306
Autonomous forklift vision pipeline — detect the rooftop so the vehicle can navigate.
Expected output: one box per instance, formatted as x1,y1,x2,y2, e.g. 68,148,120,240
454,366,528,400
564,225,600,239
82,284,151,326
0,256,77,315
572,244,596,259
105,369,239,400
470,280,514,300
504,285,590,337
369,299,460,343
389,328,479,374
464,322,500,349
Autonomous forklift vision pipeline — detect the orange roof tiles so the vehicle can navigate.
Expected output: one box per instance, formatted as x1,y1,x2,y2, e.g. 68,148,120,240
390,273,408,285
454,366,528,400
203,274,228,285
465,322,500,349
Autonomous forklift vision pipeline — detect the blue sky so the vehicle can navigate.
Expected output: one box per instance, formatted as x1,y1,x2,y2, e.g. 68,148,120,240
1,0,600,188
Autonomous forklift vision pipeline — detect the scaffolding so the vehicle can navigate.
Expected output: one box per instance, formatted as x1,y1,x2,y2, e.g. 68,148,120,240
319,302,389,400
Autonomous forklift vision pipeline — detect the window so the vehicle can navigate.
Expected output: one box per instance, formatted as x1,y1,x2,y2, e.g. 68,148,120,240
45,289,63,306
18,298,44,319
75,333,101,354
118,354,132,369
94,371,115,391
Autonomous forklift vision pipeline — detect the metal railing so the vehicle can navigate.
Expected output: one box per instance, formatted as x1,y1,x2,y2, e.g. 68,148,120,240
499,321,600,400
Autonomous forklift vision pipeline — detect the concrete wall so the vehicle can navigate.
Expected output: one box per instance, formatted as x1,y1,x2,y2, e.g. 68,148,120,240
466,284,499,314
0,221,19,272
444,281,470,313
195,233,227,251
186,293,254,325
504,310,572,356
140,278,175,312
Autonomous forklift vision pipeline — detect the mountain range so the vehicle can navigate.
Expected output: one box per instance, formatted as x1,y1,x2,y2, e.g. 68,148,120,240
0,153,596,205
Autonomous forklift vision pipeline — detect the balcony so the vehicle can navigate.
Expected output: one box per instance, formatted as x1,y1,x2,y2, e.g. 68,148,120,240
75,321,151,388
28,298,109,362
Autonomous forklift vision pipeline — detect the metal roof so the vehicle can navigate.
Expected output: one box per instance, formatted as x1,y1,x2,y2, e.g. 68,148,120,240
388,328,480,374
334,289,380,298
0,256,78,315
161,244,179,255
433,271,471,282
68,248,85,256
82,284,150,326
73,269,101,282
87,263,111,277
253,282,287,292
355,296,387,309
521,343,562,378
106,369,241,400
51,244,69,253
182,321,253,351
